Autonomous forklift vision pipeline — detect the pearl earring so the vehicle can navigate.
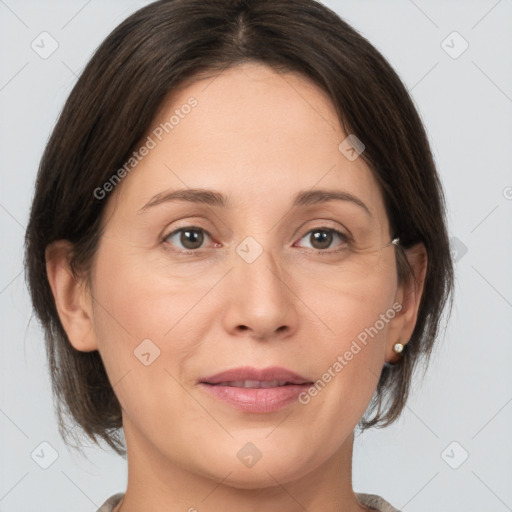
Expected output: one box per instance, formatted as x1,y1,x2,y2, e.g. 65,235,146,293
393,342,405,354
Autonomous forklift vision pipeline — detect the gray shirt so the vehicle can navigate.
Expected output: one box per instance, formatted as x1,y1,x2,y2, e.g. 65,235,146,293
97,492,402,511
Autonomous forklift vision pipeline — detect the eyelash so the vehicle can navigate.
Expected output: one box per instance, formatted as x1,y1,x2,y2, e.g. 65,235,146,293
162,225,352,255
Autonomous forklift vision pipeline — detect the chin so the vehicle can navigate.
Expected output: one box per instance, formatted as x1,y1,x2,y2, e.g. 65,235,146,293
216,466,300,490
197,449,318,490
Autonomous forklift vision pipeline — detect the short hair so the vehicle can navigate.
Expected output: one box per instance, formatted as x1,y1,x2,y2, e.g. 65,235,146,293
24,0,454,455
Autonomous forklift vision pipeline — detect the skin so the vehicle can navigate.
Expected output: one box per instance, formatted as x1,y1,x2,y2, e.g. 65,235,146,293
46,62,427,512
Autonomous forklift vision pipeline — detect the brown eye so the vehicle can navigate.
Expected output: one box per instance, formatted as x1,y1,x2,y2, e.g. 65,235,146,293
296,228,349,251
310,230,332,250
164,227,209,251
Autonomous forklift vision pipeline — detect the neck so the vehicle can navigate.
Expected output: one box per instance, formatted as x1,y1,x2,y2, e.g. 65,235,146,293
115,419,370,512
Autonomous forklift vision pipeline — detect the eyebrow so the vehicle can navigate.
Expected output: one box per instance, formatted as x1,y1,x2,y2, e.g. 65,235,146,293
138,187,372,218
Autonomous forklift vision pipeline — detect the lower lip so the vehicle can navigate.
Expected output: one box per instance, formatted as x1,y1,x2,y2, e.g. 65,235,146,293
199,383,311,413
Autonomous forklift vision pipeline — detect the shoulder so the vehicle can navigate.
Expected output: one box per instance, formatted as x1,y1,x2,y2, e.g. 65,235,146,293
96,493,124,512
355,492,402,512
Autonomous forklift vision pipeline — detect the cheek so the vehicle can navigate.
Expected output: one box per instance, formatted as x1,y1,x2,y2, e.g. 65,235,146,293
88,250,203,431
91,236,205,343
89,240,214,397
297,268,397,407
302,262,397,346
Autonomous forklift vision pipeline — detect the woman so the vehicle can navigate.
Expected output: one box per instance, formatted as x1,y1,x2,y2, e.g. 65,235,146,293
24,1,454,510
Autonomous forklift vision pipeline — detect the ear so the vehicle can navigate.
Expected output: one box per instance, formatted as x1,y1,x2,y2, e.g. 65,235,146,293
385,242,428,363
45,240,98,352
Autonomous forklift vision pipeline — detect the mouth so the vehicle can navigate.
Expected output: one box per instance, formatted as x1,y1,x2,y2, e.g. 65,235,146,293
199,365,312,386
199,366,313,413
207,380,303,388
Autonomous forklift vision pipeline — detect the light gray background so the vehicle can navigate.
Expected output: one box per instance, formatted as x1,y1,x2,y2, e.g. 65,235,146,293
1,0,511,510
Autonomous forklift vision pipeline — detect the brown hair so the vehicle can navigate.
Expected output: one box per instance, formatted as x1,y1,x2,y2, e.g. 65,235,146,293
25,0,454,455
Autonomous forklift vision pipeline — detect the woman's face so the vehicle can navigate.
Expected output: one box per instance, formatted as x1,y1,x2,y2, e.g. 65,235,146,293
81,63,407,487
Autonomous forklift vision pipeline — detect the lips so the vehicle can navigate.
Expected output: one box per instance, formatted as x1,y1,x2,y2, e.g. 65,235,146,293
200,366,312,386
199,366,313,413
212,380,293,388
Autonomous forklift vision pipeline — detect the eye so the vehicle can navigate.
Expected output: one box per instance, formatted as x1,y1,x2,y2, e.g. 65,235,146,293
162,226,350,254
163,227,213,251
295,227,350,252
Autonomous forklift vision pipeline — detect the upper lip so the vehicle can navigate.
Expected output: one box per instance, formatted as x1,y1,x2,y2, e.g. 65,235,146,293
200,366,312,385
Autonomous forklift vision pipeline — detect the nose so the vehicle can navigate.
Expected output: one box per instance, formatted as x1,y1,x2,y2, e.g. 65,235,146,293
221,243,299,341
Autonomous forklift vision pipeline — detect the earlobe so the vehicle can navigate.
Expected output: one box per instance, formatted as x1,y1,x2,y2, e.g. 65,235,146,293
45,240,98,352
386,242,428,363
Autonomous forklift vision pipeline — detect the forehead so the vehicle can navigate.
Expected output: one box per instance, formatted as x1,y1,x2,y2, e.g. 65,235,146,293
105,62,388,231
